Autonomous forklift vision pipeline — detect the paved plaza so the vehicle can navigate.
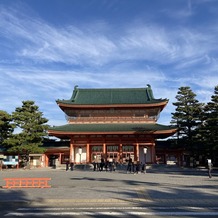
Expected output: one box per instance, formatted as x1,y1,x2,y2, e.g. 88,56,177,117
0,165,217,208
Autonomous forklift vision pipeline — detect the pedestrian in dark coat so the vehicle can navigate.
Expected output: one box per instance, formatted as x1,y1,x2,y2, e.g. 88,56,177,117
208,160,213,178
100,158,104,171
126,157,132,173
134,161,140,174
93,161,97,171
141,162,146,173
66,160,69,171
70,162,74,171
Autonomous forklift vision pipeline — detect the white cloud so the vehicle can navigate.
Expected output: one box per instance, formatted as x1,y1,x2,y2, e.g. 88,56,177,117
0,3,218,127
162,0,193,20
1,5,217,70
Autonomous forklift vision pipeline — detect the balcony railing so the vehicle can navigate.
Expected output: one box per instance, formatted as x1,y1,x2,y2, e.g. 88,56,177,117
67,116,157,124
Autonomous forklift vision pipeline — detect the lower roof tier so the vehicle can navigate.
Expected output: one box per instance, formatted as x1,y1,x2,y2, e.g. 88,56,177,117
48,123,177,139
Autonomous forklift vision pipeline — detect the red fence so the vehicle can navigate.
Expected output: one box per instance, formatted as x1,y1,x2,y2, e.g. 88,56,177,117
2,177,51,188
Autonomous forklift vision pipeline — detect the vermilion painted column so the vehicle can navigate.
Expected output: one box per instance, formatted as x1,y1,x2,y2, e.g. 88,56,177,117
45,155,48,167
136,143,139,162
151,142,155,163
103,143,106,157
119,143,123,163
86,143,90,163
59,153,62,165
70,137,74,162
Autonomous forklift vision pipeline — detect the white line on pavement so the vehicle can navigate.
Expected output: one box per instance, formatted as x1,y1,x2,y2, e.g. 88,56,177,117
5,211,218,216
17,206,218,211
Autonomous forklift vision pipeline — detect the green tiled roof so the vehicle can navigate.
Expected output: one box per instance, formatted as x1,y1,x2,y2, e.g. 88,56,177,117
56,85,167,105
49,123,176,133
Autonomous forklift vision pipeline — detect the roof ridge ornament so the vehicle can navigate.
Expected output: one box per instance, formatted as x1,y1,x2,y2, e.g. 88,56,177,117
146,84,154,100
71,85,79,101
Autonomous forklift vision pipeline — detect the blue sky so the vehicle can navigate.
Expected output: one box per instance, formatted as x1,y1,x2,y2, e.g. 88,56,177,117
0,0,218,128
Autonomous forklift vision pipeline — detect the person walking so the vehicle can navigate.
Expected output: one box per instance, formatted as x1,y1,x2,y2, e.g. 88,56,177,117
93,160,97,171
66,160,69,171
100,157,105,172
141,162,146,173
134,161,140,174
126,157,132,173
208,159,213,178
70,162,74,171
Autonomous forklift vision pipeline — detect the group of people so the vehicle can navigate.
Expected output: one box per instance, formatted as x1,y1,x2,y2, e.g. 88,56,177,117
66,158,214,178
65,161,74,171
126,158,146,174
92,158,116,172
92,157,146,174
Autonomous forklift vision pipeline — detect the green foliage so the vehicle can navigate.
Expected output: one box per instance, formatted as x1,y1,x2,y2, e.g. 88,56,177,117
4,101,49,154
171,87,203,153
200,85,218,154
0,110,14,144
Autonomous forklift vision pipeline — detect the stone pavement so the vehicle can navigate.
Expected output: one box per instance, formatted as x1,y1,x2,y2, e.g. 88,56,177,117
0,166,217,207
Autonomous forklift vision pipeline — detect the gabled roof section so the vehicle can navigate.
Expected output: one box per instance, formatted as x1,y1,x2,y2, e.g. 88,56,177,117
56,85,168,106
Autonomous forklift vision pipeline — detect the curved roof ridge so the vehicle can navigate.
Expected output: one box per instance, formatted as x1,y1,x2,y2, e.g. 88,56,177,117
56,85,168,105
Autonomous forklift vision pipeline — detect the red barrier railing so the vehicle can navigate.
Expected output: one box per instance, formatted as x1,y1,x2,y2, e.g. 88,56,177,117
3,178,51,188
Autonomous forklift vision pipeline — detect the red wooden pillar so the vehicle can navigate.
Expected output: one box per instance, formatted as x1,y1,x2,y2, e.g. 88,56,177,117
136,143,139,162
86,143,90,163
45,155,49,167
119,143,123,163
151,142,156,163
70,137,74,163
59,153,62,165
103,143,106,153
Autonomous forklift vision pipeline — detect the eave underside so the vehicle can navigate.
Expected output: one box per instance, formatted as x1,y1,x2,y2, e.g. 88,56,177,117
57,101,168,110
48,123,177,139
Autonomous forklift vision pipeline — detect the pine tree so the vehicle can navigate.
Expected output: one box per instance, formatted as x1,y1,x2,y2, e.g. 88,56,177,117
171,87,203,156
201,85,218,159
4,101,49,157
0,110,14,146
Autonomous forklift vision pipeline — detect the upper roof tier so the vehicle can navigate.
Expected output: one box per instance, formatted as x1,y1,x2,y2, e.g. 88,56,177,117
56,85,168,109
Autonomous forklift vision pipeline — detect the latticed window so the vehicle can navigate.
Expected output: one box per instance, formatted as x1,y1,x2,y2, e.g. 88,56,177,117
91,146,103,152
107,145,119,152
122,145,134,152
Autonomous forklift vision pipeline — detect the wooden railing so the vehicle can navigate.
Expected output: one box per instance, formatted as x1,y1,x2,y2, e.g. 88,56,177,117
68,116,156,124
2,178,51,189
